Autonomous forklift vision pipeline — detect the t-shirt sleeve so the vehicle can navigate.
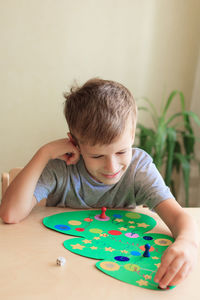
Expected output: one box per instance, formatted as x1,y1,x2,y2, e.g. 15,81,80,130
34,159,67,203
134,150,175,209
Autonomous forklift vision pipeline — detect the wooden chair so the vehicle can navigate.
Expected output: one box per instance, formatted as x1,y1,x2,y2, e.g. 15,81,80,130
2,168,21,197
1,168,46,206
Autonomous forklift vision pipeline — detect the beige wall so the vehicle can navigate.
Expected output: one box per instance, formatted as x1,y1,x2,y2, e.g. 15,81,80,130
1,0,200,198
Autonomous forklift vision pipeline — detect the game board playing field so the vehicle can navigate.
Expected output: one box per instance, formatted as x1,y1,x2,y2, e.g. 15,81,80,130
43,208,175,290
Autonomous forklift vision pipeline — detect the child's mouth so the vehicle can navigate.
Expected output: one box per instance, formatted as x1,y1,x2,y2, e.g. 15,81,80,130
101,170,121,179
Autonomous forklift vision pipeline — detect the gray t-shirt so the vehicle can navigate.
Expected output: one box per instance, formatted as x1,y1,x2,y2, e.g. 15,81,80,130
34,148,174,210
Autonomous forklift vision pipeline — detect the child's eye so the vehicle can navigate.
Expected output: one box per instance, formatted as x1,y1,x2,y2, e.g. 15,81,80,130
117,151,126,155
91,155,103,159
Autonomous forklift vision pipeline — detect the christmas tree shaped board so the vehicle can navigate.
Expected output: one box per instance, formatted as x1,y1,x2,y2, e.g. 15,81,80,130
43,209,175,290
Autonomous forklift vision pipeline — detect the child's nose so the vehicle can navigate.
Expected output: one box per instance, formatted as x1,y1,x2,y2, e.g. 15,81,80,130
105,156,118,173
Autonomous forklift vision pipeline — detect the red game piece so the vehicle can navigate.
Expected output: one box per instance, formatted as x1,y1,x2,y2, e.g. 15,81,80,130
100,207,107,219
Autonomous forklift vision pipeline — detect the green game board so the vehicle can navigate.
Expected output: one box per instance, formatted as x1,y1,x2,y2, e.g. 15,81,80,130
43,209,175,290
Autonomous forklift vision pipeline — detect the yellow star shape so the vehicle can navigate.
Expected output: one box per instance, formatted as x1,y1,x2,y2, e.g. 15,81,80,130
115,218,124,222
119,227,128,231
136,279,148,286
93,236,100,240
90,246,98,250
100,233,109,237
152,256,159,260
121,250,128,254
154,263,161,268
137,223,150,228
144,275,152,280
128,221,135,224
71,244,85,250
129,225,135,228
82,239,92,244
105,247,115,252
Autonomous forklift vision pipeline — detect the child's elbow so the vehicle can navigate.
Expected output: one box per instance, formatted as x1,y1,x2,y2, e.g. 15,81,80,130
0,208,21,224
3,216,20,224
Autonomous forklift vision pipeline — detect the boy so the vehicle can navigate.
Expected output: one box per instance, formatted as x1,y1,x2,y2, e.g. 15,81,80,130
0,78,198,289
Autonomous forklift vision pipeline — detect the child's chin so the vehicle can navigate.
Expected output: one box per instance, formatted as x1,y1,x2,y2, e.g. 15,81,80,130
100,175,122,185
104,179,120,185
90,170,123,185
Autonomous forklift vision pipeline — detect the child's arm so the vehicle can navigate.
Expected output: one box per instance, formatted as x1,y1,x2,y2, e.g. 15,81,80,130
154,198,199,288
0,138,80,224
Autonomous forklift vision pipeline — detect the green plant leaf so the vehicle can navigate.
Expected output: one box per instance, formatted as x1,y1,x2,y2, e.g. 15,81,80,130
137,97,158,118
165,128,176,186
182,132,195,157
166,111,200,127
138,106,149,112
137,97,159,127
136,90,200,207
186,111,200,127
138,106,158,127
173,141,181,172
162,91,185,119
170,179,177,199
174,153,190,207
136,124,155,156
153,123,168,170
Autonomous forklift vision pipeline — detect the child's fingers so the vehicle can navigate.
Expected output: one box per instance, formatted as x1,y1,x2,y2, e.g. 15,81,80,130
156,257,184,288
65,151,80,165
154,249,174,284
57,152,79,165
168,263,191,286
155,239,198,288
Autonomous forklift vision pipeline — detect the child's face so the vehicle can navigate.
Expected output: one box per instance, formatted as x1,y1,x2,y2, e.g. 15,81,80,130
78,118,135,185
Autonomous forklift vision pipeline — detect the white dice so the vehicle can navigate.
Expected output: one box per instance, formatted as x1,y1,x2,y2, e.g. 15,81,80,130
56,256,66,266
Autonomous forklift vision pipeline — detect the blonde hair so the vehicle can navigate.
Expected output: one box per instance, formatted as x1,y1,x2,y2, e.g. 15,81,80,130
64,78,137,145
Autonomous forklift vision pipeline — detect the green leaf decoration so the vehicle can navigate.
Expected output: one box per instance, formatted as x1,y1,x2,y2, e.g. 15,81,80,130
43,210,175,291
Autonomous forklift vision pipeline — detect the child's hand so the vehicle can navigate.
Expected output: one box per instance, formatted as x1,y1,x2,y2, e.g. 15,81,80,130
154,238,198,288
43,138,80,165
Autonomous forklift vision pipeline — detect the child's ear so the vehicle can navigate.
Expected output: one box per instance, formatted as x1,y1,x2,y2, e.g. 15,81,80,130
67,132,80,151
67,132,76,145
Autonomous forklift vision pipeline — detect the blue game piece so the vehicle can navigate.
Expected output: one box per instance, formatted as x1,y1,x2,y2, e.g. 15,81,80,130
143,243,151,257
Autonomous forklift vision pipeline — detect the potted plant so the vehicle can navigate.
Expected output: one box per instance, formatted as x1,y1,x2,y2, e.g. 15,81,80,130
136,91,200,207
